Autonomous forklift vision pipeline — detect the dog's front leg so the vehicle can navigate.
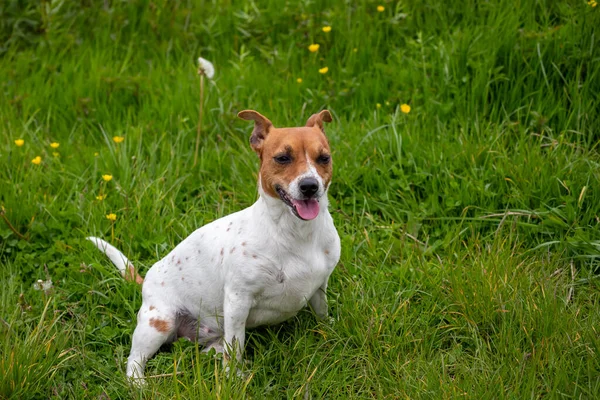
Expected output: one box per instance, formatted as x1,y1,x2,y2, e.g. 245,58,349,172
222,288,252,371
309,281,329,320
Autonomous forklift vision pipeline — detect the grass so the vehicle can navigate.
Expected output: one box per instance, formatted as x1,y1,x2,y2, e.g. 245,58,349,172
1,0,599,398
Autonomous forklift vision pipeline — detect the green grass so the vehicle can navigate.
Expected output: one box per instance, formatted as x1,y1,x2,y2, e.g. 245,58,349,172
1,0,600,398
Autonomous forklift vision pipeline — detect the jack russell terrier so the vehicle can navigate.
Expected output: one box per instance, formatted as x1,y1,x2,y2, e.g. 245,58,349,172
88,109,341,382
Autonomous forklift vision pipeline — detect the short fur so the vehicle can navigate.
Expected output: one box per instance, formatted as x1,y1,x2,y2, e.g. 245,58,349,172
88,110,340,382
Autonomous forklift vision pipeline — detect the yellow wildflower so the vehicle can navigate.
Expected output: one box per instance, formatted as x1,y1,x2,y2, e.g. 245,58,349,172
353,48,358,52
31,156,42,165
53,152,59,157
96,194,107,201
308,44,320,53
588,0,597,7
106,213,117,221
15,139,24,147
50,142,60,148
376,103,382,109
297,78,303,83
400,104,411,114
113,136,125,143
102,174,113,182
322,26,332,33
319,67,329,74
377,5,385,12
94,152,99,157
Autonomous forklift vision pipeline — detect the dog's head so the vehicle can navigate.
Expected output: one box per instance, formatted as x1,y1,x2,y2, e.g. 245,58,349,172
238,110,333,221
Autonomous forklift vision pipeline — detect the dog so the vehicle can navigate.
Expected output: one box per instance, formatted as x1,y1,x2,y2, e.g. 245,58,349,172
88,109,340,382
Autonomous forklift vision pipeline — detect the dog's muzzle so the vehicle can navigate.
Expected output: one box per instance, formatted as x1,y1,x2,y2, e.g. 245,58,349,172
276,181,321,221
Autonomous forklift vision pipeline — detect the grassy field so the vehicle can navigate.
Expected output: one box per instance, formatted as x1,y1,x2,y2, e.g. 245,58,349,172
1,0,600,398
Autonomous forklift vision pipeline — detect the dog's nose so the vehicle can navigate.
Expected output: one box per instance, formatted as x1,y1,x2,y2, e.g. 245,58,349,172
299,178,319,197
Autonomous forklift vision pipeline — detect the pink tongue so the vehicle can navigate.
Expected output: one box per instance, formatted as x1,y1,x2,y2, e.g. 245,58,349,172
291,199,320,220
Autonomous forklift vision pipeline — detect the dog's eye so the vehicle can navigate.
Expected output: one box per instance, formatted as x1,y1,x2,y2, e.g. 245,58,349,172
274,154,292,164
316,154,331,165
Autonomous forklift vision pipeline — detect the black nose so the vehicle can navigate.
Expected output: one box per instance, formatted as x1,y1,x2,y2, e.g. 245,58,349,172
299,178,319,197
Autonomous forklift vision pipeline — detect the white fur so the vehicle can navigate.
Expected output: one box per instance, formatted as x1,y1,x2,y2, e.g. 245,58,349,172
88,174,340,381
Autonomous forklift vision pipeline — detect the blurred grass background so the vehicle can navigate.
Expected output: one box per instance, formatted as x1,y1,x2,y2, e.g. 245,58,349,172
1,0,599,398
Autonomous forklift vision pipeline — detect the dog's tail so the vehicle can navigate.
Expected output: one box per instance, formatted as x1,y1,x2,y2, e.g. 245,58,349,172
86,237,144,284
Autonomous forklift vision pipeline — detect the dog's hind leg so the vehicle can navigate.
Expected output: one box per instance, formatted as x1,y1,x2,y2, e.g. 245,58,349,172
126,303,176,383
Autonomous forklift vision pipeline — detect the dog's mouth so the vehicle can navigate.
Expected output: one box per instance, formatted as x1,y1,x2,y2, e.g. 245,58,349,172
275,186,320,221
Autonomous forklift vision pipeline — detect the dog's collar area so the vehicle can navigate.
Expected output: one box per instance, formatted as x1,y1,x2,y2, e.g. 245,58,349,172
275,185,320,221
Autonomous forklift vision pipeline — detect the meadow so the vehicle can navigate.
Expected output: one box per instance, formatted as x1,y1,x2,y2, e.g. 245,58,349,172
1,0,600,398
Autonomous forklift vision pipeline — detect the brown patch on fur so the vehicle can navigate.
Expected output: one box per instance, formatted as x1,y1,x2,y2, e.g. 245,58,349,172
257,126,332,199
252,254,258,259
149,318,171,333
220,248,224,256
125,264,144,285
149,305,155,311
242,242,247,246
324,249,330,255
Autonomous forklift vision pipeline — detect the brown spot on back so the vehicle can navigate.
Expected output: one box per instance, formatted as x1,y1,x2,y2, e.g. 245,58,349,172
125,264,144,285
324,249,330,255
149,318,171,333
242,242,247,246
149,305,155,311
252,254,258,259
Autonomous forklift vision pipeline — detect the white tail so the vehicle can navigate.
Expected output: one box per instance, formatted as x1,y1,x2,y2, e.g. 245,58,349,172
87,236,143,284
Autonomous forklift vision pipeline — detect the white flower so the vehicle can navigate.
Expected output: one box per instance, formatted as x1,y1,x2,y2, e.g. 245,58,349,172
33,279,53,292
198,57,215,79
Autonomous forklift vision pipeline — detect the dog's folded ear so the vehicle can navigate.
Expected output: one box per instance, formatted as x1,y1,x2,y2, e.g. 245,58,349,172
306,110,332,133
238,110,273,154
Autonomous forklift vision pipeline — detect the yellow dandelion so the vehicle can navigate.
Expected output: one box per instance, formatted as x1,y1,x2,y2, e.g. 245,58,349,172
106,213,117,221
53,152,59,157
376,103,382,109
322,26,332,33
588,0,597,7
319,67,329,74
400,104,411,114
297,78,303,83
15,139,25,147
308,44,320,53
94,152,99,157
353,48,358,52
31,156,42,165
102,174,113,182
377,5,385,12
113,136,125,143
50,142,60,148
96,194,107,201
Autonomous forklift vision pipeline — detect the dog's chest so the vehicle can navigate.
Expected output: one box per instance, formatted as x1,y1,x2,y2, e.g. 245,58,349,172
245,248,332,327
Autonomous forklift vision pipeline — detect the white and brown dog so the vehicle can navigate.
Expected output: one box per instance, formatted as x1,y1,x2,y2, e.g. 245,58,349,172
88,110,340,381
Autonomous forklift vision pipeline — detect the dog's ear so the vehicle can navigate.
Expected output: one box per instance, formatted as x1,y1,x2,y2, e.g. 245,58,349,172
305,110,332,133
238,110,273,153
